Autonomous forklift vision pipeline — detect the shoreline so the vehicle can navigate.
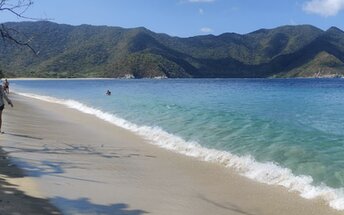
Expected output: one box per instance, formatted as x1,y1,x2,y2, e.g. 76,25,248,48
1,94,343,215
8,77,116,81
7,77,344,81
16,90,344,210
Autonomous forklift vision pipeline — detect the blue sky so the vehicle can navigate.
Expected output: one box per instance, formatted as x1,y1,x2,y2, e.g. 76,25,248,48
2,0,344,37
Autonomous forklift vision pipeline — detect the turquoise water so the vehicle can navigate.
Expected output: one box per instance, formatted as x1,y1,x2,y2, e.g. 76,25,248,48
11,79,344,209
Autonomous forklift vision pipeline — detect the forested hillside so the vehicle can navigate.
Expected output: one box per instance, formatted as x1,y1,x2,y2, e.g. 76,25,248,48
1,21,344,78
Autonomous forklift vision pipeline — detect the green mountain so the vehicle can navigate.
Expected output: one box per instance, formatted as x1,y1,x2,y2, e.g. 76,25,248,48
1,21,344,78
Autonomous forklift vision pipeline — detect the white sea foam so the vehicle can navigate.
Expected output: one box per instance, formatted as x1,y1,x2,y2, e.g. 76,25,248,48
17,92,344,210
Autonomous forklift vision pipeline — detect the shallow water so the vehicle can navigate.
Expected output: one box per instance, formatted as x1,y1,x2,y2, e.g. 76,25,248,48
11,78,344,209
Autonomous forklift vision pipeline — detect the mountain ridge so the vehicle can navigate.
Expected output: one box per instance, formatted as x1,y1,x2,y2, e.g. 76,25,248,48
0,21,344,78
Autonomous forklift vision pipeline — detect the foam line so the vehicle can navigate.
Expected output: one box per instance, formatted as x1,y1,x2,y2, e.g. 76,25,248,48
17,92,344,210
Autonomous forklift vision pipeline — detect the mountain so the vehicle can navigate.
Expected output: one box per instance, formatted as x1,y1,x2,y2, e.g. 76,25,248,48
0,21,344,78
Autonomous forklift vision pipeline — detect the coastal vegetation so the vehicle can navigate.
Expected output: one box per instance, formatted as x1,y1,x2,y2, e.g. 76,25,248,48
1,21,344,78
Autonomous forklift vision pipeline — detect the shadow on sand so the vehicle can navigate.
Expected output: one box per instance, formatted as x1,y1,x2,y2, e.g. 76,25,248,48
4,132,43,140
1,141,156,183
1,129,154,214
52,197,148,215
0,147,149,214
0,148,61,215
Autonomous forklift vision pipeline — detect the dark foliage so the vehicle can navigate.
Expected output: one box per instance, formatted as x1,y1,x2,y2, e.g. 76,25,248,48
1,21,344,78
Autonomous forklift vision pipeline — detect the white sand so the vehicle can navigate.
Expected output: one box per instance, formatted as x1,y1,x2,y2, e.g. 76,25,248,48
1,94,342,215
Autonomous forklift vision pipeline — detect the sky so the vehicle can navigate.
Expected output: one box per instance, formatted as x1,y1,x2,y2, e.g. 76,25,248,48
1,0,344,37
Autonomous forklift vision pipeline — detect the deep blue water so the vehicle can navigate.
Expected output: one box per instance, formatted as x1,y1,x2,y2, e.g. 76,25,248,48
10,78,344,208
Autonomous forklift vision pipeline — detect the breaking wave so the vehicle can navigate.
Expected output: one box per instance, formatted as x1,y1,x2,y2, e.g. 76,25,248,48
17,92,344,210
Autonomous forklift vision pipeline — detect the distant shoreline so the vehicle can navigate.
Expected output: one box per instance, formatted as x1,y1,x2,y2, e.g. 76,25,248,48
7,76,344,81
7,77,115,80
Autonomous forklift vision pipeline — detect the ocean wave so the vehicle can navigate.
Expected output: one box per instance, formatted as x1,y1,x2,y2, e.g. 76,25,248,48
17,92,344,210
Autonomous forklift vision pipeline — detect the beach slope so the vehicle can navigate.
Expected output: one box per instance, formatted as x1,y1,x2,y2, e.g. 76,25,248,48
0,94,342,215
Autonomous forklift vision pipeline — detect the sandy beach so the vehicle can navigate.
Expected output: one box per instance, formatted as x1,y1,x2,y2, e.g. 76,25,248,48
0,142,61,214
0,93,342,215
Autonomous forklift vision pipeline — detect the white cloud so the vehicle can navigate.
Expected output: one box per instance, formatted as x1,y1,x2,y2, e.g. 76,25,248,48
199,8,204,14
303,0,344,16
200,27,213,33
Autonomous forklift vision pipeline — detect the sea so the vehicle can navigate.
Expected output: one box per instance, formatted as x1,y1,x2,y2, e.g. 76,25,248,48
10,78,344,210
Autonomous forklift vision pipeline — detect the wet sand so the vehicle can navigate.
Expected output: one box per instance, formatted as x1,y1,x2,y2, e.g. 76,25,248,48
1,94,343,215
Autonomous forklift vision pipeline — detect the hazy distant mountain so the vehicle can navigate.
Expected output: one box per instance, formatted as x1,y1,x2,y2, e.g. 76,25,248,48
1,21,344,78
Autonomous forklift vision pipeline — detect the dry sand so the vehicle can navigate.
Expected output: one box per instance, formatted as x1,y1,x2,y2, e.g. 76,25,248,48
0,94,343,215
0,146,61,214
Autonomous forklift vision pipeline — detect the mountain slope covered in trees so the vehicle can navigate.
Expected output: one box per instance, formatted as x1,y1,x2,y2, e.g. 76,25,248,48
1,21,344,78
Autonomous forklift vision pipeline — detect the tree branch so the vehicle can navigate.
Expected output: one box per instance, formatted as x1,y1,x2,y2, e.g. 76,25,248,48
0,0,41,54
0,24,38,55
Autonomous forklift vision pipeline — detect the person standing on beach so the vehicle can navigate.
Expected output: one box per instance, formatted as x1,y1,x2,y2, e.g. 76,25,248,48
3,79,9,94
0,81,13,134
